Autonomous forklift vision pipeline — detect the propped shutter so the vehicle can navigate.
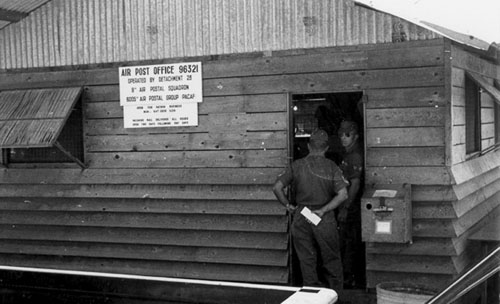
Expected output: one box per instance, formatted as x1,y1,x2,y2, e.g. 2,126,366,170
0,87,84,167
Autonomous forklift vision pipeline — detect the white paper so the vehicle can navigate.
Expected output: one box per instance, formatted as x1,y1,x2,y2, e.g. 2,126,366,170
373,189,397,198
300,207,322,226
123,102,198,128
375,220,392,234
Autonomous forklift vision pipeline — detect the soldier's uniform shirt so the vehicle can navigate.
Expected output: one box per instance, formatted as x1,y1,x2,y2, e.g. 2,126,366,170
338,141,363,221
278,155,347,208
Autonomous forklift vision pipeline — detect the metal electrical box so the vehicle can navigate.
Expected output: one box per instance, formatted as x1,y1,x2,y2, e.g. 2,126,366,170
361,184,412,243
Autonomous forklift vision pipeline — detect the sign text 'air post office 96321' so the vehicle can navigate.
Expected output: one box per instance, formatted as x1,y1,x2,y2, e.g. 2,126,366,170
119,62,202,128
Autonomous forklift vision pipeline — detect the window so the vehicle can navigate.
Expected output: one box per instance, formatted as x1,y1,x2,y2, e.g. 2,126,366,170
465,71,500,155
495,80,500,144
0,87,85,168
465,75,481,154
496,102,500,144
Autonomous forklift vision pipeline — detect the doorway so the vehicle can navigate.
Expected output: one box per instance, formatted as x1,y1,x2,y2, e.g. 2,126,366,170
289,91,365,288
291,92,363,163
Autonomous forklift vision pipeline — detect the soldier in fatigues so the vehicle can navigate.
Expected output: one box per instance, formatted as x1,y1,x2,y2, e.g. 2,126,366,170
273,129,348,291
337,120,365,289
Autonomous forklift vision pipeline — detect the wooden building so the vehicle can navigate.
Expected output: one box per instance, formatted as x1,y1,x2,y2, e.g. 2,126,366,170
0,0,498,292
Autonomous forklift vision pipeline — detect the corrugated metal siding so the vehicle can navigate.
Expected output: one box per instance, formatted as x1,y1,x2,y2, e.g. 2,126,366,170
0,0,439,69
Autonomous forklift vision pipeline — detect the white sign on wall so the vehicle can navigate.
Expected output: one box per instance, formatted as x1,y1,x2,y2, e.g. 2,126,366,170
123,103,198,128
119,62,202,105
118,62,202,128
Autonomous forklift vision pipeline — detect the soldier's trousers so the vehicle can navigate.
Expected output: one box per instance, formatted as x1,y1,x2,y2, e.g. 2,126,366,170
339,219,364,286
291,207,343,291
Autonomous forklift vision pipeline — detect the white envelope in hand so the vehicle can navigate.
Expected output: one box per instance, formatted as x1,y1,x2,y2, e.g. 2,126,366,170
300,207,321,226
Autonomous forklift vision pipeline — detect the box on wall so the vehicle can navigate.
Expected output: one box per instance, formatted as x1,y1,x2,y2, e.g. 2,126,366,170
361,184,412,243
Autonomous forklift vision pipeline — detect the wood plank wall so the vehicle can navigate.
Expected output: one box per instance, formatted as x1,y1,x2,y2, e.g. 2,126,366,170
447,43,500,295
0,0,439,70
0,63,291,282
0,38,454,287
450,44,500,165
0,37,497,292
2,38,495,290
366,42,500,290
361,39,453,290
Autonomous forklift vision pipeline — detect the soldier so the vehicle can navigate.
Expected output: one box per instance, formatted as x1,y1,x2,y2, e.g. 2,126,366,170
337,120,365,289
273,129,348,290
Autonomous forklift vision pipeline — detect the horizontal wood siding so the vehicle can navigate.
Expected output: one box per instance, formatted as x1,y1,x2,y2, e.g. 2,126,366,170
0,81,290,282
450,44,500,165
0,58,291,282
364,60,449,185
366,164,500,289
366,43,500,289
0,49,303,282
0,39,445,285
3,39,496,290
0,0,439,70
446,45,500,296
364,40,453,289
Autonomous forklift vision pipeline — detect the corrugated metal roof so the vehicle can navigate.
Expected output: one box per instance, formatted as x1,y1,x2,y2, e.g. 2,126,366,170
0,87,82,148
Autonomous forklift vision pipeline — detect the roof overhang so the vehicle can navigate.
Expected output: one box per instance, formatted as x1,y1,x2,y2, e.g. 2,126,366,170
0,7,27,23
0,0,51,29
354,1,494,52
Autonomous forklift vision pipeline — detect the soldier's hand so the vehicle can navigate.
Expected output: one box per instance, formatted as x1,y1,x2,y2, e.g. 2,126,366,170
286,204,297,213
312,209,325,218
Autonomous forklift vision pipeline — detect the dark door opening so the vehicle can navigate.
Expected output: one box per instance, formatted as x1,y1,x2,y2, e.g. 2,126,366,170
289,91,365,289
291,92,363,163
